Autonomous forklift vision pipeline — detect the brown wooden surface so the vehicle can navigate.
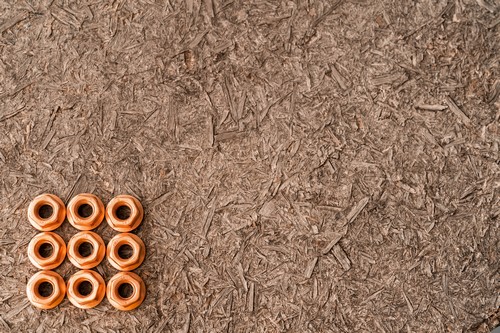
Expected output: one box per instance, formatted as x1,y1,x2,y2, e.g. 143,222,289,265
0,0,499,331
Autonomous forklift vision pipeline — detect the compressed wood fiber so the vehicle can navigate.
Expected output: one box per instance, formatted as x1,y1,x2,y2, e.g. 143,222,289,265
0,0,498,331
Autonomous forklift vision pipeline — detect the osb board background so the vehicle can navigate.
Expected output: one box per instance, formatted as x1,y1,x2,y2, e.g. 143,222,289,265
0,0,499,332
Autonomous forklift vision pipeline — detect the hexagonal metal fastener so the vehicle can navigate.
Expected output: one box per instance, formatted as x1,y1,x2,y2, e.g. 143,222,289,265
67,270,106,309
106,271,146,311
105,195,143,232
27,232,66,270
26,271,66,309
107,233,146,271
27,193,66,231
67,193,105,231
67,231,105,269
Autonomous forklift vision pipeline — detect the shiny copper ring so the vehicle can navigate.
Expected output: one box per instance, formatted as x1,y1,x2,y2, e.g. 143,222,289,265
27,232,66,270
105,195,143,232
107,233,146,271
67,270,106,309
27,194,66,231
67,231,105,269
67,193,105,230
106,272,146,311
26,271,66,309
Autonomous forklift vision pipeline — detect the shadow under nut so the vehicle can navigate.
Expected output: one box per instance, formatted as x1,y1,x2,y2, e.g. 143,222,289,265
26,271,66,309
28,232,66,270
106,272,146,311
107,233,146,271
67,231,105,269
27,194,66,231
67,193,105,230
106,195,143,232
67,270,106,309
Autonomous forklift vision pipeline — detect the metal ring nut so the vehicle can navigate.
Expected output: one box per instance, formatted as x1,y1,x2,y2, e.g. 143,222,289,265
27,232,66,270
26,271,66,309
67,231,105,269
107,233,145,271
27,194,66,231
67,270,106,309
105,195,143,232
106,272,146,311
67,193,105,231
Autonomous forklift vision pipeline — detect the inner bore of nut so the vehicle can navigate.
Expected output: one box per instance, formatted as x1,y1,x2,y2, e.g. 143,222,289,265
78,241,94,257
77,280,93,297
117,282,134,299
115,205,132,220
118,244,134,259
38,242,54,258
77,203,94,218
38,204,54,219
38,281,54,298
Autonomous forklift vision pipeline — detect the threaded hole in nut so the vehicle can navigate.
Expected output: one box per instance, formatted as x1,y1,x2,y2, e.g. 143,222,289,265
115,205,131,220
78,242,94,257
77,203,94,218
118,283,133,299
38,205,53,219
118,244,133,259
77,280,93,296
38,242,53,258
38,281,53,297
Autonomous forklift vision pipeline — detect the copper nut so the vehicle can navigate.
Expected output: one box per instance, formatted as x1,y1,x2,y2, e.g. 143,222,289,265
67,270,106,309
106,272,146,311
67,193,105,230
26,271,66,309
105,195,143,232
27,194,66,231
107,233,146,271
27,232,66,270
67,231,105,269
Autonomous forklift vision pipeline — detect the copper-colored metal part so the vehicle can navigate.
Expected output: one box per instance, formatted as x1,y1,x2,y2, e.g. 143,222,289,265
66,270,106,309
107,233,146,271
105,195,143,232
67,193,105,231
27,194,66,231
27,232,66,270
67,231,105,269
26,271,66,309
106,272,146,311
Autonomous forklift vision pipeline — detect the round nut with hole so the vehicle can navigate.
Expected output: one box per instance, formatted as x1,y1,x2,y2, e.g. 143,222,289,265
27,232,66,270
107,233,146,271
26,270,66,309
67,231,105,269
66,270,106,309
27,194,66,231
106,271,146,311
105,195,143,232
67,193,105,231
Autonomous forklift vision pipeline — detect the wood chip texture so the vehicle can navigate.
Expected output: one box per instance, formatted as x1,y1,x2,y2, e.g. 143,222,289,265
0,1,499,332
